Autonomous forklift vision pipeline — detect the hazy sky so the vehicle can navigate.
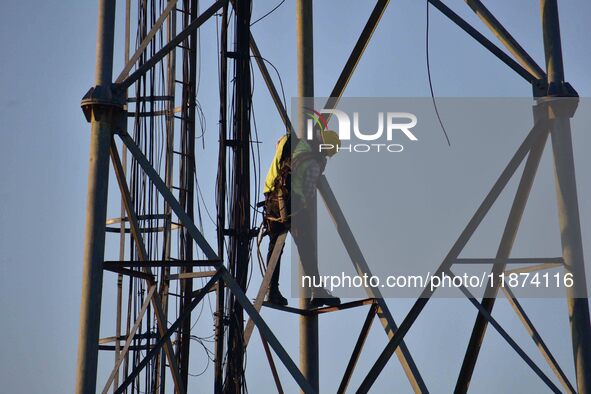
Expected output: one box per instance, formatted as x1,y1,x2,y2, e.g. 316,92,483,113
1,0,590,393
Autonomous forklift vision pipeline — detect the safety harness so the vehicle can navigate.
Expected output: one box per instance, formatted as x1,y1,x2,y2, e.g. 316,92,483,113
262,134,324,226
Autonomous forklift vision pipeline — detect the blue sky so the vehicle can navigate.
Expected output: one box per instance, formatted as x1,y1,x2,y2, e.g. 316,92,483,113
1,0,590,393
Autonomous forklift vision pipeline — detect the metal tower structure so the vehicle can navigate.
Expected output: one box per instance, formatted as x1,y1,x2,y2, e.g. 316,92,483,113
75,0,590,393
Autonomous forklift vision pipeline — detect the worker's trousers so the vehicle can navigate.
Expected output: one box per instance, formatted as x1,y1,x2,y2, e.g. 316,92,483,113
265,193,320,293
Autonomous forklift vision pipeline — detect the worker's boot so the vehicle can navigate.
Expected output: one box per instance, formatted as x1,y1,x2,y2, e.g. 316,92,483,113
310,288,341,308
266,257,288,306
267,285,288,306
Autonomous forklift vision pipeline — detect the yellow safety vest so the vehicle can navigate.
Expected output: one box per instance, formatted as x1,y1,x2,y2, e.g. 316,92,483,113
264,135,289,194
264,135,314,200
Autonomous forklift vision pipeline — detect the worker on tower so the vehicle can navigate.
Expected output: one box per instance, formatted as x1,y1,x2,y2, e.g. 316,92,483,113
262,129,342,307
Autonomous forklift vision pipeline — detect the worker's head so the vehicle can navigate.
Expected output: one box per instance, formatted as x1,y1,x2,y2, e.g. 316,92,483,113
319,130,340,157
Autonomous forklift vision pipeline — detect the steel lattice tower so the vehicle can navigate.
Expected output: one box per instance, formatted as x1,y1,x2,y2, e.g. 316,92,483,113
76,0,591,393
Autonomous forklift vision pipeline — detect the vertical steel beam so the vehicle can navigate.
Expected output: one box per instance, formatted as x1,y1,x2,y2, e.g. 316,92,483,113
541,2,591,392
114,2,132,390
214,5,229,393
177,0,199,389
157,3,177,392
541,0,565,87
296,0,319,392
224,0,252,391
76,1,116,392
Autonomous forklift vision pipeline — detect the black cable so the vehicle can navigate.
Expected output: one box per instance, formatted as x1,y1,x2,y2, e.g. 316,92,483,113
250,0,285,26
426,0,451,146
250,55,288,134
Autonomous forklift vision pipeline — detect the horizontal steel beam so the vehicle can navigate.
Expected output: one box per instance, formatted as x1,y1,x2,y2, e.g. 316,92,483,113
262,302,309,315
454,257,564,265
260,298,376,317
167,270,217,280
504,262,563,275
106,213,169,223
315,298,375,315
104,259,220,268
105,224,182,233
99,332,158,344
103,266,155,282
